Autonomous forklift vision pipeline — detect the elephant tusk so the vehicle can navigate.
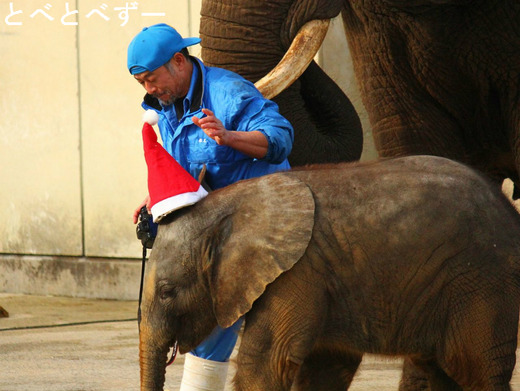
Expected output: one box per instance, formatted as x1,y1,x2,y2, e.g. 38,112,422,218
254,19,330,100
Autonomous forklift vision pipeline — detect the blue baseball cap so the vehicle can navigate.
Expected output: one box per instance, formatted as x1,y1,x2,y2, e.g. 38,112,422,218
127,23,201,75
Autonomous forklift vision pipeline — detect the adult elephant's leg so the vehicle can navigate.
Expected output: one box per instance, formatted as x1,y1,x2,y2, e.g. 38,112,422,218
294,349,362,391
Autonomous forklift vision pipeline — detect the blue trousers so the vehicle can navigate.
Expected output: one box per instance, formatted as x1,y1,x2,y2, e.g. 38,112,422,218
190,318,243,361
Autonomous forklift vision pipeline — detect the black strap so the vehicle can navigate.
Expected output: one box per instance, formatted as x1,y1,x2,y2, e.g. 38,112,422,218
137,246,147,328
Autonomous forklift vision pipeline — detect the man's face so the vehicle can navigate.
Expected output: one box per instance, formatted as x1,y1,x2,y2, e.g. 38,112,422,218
134,57,189,105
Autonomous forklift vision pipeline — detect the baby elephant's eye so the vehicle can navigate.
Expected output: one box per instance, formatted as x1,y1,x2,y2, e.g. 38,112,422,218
158,282,177,301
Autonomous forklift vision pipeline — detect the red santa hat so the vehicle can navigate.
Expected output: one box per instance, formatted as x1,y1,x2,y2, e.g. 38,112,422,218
141,110,208,223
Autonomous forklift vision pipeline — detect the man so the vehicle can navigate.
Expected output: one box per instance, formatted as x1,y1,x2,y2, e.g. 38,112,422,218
127,23,294,390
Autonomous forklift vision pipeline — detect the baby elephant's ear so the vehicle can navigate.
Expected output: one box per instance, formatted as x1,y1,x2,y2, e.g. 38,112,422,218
210,173,315,328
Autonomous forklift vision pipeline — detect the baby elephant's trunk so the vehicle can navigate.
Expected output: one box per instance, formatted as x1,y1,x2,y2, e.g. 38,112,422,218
139,336,168,391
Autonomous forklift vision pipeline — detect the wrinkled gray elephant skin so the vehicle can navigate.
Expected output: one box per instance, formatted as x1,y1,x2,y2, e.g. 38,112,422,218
139,155,520,391
200,0,520,197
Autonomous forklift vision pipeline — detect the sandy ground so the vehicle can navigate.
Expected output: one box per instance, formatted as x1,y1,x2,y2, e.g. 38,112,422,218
1,294,520,390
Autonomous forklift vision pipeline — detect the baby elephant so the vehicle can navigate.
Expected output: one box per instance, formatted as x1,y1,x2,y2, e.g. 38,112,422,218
139,155,520,391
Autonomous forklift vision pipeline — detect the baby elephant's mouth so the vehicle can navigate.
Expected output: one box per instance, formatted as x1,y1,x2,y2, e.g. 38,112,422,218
166,341,178,366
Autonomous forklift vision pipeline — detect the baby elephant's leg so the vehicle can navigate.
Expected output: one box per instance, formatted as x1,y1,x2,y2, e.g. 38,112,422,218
400,357,461,391
294,349,362,391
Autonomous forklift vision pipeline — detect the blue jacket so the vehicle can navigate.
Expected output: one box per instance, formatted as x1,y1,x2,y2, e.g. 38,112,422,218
142,58,293,190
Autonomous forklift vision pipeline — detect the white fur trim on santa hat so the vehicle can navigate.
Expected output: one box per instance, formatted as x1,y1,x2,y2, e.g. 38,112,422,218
143,109,159,126
151,185,208,223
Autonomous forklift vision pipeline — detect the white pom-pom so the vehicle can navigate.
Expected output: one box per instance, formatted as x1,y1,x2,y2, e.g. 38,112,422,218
142,109,159,126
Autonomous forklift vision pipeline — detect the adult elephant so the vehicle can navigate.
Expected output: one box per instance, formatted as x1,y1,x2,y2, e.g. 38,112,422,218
199,1,363,166
199,0,520,195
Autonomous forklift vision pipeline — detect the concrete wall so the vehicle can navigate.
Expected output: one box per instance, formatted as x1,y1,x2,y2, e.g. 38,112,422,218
1,0,203,260
1,2,372,299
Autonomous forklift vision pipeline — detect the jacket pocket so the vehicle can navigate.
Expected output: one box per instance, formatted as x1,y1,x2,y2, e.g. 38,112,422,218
185,136,233,164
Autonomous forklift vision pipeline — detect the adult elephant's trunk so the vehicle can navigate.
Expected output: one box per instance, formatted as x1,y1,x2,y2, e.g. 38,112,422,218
139,329,169,391
276,61,362,165
199,0,363,166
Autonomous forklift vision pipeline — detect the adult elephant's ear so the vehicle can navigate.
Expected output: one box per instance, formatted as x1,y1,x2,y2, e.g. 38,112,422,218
208,173,315,328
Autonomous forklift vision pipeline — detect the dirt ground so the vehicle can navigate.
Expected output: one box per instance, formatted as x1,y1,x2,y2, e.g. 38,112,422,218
1,293,519,391
2,321,519,391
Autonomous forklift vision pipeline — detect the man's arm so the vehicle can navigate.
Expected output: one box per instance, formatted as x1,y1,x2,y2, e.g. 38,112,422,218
192,108,268,159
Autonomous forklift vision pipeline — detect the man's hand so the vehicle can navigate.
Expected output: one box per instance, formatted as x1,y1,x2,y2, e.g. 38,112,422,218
133,195,150,224
192,108,229,145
